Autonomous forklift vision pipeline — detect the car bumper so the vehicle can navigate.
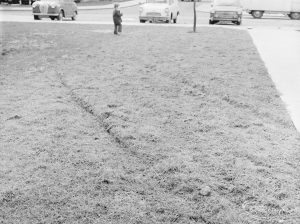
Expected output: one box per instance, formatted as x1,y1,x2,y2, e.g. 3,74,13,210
210,13,242,21
33,13,59,16
139,16,169,22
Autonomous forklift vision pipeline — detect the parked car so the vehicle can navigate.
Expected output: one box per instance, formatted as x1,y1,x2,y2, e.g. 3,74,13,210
209,0,243,25
32,0,78,21
139,0,180,23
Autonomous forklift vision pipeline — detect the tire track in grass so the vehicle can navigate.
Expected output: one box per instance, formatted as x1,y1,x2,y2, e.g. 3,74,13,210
56,70,131,148
54,72,254,224
54,70,220,224
53,56,265,224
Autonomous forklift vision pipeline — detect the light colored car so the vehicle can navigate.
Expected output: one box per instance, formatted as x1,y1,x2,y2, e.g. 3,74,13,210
32,0,78,21
209,0,243,25
139,0,180,23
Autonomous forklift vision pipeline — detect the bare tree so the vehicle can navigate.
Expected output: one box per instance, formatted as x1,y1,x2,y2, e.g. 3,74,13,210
193,0,197,32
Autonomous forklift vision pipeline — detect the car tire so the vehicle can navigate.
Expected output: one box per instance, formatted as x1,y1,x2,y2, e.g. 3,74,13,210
34,15,40,20
290,12,300,20
50,16,56,20
251,10,264,19
71,11,77,21
140,20,146,23
209,20,213,24
57,10,63,21
235,21,241,25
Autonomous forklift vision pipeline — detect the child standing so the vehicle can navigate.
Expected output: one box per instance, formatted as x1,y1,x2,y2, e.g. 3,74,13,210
113,3,123,35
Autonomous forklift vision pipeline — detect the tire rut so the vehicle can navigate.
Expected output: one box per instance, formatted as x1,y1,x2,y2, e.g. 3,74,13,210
55,71,160,166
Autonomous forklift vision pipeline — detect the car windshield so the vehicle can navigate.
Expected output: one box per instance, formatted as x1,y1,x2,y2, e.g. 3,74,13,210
146,0,168,3
214,0,240,6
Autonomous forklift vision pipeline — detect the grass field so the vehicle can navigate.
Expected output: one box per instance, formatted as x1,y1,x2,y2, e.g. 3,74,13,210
1,22,300,224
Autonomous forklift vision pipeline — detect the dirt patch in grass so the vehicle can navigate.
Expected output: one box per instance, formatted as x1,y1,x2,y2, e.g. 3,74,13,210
1,22,300,224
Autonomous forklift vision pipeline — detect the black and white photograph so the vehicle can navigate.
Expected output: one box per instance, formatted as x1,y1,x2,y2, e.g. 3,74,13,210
1,0,300,223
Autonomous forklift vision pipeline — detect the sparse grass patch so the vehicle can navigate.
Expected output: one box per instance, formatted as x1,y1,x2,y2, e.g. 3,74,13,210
1,22,300,224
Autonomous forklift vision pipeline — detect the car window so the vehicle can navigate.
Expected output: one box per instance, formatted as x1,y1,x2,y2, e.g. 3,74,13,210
147,0,168,3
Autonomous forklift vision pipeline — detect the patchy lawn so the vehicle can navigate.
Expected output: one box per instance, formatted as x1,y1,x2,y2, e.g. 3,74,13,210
0,22,300,224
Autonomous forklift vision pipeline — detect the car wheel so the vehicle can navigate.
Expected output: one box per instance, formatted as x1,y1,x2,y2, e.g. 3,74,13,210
71,11,77,21
57,10,63,21
166,20,170,23
34,15,40,20
209,20,213,24
235,21,241,25
290,12,300,20
173,18,177,23
140,20,146,23
251,10,264,19
50,16,56,20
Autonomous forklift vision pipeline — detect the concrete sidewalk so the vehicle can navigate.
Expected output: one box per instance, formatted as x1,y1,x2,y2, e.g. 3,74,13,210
249,28,300,133
0,0,145,11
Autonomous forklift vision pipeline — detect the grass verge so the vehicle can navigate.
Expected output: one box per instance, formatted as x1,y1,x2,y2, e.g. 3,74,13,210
1,22,300,224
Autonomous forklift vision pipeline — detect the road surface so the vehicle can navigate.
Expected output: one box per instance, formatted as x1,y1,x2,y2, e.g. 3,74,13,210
1,2,300,30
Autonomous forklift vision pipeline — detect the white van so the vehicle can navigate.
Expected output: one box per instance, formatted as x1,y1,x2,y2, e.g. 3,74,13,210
241,0,300,19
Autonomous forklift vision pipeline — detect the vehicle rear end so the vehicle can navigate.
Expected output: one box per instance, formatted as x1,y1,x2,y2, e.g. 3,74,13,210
32,0,60,19
210,0,243,25
139,0,171,23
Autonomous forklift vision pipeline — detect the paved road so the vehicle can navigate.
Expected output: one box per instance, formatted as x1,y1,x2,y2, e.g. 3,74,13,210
1,2,300,30
249,29,300,132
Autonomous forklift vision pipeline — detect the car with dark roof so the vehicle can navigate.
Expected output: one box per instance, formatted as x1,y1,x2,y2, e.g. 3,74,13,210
32,0,77,21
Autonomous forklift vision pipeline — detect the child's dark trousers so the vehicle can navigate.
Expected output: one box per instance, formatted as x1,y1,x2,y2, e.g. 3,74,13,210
114,24,122,34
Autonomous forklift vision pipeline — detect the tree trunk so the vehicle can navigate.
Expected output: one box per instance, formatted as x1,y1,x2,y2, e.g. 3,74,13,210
193,0,196,32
